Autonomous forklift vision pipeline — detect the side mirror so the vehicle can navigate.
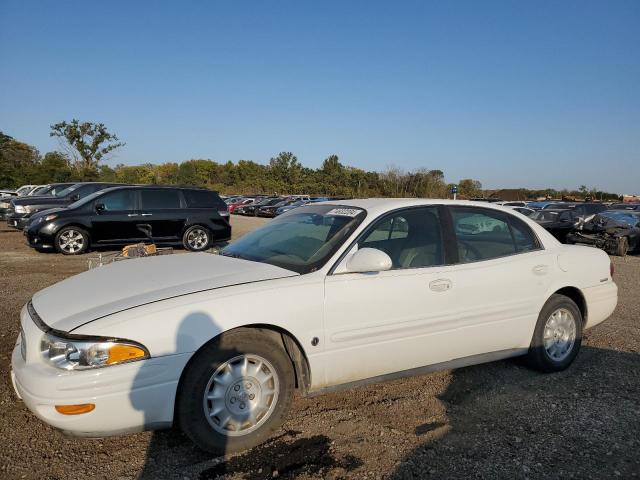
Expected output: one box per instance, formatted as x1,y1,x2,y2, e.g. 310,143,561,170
71,194,80,201
345,248,392,273
95,203,105,213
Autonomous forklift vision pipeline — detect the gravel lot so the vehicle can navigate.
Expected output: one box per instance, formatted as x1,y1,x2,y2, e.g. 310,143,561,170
1,216,638,479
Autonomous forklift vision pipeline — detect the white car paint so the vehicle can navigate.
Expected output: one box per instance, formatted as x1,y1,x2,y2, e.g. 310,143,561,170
11,199,618,437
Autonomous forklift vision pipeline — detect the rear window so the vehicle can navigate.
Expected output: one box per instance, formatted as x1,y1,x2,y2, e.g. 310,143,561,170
141,189,181,209
183,189,224,208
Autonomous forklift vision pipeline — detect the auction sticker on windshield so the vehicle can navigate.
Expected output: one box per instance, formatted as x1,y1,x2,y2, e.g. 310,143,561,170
326,208,362,217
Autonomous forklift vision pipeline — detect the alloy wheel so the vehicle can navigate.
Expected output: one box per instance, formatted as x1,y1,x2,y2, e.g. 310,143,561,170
543,308,577,362
58,229,85,254
187,228,209,250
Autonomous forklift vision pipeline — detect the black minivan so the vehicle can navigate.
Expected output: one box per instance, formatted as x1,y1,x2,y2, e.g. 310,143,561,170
25,185,231,254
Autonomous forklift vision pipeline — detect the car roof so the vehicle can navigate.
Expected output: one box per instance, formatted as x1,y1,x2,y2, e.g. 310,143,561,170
320,198,544,217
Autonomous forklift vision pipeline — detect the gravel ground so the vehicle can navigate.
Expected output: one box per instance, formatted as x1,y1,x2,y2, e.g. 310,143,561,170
1,216,638,480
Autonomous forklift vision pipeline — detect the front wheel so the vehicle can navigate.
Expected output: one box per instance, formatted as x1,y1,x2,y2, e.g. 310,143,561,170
616,236,629,257
526,294,583,372
183,225,212,252
177,329,295,454
54,226,89,255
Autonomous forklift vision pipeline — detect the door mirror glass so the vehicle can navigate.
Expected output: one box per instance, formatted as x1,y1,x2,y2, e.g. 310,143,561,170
71,194,80,201
345,248,392,273
95,203,105,213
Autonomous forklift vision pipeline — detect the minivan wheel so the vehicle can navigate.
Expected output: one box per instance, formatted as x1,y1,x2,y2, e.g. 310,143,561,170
183,225,212,251
177,329,295,454
526,294,583,373
54,227,89,255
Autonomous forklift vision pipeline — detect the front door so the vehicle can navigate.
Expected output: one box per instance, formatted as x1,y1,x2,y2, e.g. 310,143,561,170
91,189,143,243
322,206,459,387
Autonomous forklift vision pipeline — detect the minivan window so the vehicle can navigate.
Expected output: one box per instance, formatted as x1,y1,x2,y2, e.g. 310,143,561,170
359,207,444,269
141,189,181,209
183,189,223,208
99,190,136,211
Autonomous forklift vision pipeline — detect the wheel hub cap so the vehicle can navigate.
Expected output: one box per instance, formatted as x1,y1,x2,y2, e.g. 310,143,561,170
188,229,208,249
203,354,279,436
60,230,84,253
543,308,577,361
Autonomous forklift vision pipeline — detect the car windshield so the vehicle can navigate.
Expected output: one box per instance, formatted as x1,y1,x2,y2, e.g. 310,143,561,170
66,189,107,209
532,211,559,221
599,211,640,227
54,184,81,197
222,204,366,274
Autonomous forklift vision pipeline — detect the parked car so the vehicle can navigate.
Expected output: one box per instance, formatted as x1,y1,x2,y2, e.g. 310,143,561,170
14,184,38,196
24,185,230,254
530,209,577,242
237,197,282,216
567,210,640,256
275,197,329,216
510,206,535,217
256,198,298,217
609,203,640,211
228,198,255,214
11,199,617,454
7,182,122,230
26,183,76,198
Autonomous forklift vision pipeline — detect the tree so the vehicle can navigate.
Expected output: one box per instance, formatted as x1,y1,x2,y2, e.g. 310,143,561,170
0,131,40,187
49,120,125,177
458,178,483,198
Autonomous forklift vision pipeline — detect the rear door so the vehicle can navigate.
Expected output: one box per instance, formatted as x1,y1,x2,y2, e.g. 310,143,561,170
139,188,186,241
91,189,142,243
442,206,555,355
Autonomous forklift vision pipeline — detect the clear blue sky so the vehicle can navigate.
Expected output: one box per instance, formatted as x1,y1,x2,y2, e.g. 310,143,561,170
1,0,638,193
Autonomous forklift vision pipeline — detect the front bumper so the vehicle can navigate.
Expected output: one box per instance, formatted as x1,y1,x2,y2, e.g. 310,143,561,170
7,214,30,230
10,306,192,437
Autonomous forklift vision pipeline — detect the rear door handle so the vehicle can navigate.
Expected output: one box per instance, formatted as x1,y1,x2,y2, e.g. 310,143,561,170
141,213,153,216
429,279,452,292
533,265,549,275
127,214,139,217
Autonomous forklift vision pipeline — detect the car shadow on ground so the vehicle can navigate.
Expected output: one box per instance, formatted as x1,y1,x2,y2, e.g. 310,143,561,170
389,346,640,479
134,346,639,479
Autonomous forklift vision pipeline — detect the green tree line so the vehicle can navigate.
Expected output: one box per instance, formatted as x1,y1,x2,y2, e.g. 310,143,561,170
0,126,620,201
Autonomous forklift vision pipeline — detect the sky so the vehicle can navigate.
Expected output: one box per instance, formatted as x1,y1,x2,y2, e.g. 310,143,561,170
1,1,638,193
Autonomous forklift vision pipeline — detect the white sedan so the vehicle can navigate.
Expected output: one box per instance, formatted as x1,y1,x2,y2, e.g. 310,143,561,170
11,199,617,454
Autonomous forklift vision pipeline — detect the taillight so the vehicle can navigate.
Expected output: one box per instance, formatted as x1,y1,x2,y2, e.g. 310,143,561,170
610,261,614,279
218,208,229,217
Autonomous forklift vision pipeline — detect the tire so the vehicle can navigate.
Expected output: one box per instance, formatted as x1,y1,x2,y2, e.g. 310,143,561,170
177,329,295,454
526,294,583,373
616,237,629,257
54,226,89,255
183,225,212,252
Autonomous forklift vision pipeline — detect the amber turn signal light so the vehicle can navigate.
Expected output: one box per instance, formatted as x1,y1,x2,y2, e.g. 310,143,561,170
106,344,147,365
55,404,95,415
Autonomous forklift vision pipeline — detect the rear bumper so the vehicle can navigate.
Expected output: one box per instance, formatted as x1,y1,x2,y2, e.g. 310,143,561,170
583,281,618,330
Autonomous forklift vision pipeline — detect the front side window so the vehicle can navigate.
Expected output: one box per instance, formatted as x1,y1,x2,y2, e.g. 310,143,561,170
98,190,136,211
222,205,366,274
451,207,540,262
359,207,444,269
141,189,181,210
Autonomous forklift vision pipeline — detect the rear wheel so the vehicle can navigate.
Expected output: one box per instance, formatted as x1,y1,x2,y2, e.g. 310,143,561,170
526,294,583,372
54,227,89,255
183,225,212,251
177,329,295,454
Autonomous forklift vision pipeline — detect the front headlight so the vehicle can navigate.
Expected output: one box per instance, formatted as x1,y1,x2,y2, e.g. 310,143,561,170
40,333,149,370
15,205,28,214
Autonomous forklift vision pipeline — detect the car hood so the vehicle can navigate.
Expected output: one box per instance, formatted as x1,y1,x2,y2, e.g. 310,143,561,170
31,253,298,332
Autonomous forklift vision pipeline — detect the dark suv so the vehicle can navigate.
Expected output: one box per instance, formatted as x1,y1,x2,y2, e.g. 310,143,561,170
7,182,121,230
25,185,231,255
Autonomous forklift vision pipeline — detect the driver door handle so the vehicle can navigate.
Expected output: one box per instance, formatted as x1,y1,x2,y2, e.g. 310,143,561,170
127,213,139,217
429,279,452,292
141,213,153,216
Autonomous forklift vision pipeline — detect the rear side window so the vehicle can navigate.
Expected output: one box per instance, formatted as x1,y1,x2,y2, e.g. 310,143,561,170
183,189,224,208
450,207,540,263
141,189,181,209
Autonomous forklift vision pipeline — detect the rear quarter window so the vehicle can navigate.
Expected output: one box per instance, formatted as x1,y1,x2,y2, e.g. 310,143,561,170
183,189,224,208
